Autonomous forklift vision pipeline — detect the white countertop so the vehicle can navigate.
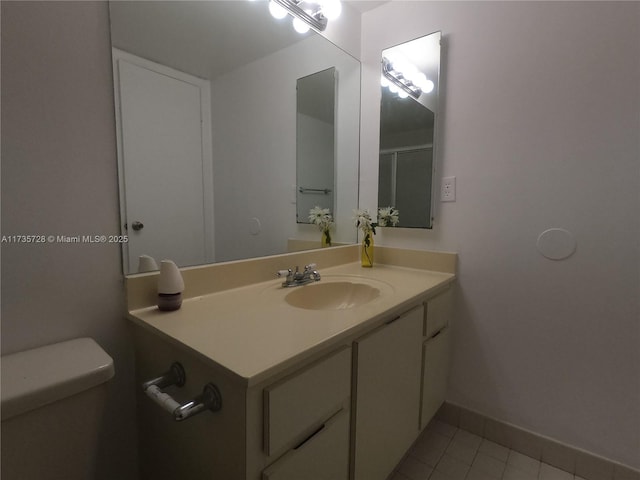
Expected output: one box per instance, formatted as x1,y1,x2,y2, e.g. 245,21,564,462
128,262,454,386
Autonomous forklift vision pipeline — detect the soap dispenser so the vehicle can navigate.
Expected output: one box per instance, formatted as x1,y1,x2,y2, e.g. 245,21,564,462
137,254,158,273
157,260,185,311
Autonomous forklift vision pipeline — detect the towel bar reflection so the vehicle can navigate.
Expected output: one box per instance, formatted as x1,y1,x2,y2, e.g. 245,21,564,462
298,187,332,194
142,362,222,421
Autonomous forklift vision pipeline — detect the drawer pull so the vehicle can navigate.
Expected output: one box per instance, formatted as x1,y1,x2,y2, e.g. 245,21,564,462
294,424,325,450
142,362,222,421
293,408,346,451
385,315,401,325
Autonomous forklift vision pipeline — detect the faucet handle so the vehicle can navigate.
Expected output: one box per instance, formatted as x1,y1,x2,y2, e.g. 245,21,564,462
276,269,292,278
304,263,317,271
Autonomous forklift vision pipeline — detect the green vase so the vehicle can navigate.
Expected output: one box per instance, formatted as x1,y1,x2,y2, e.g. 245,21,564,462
361,231,374,267
321,229,332,248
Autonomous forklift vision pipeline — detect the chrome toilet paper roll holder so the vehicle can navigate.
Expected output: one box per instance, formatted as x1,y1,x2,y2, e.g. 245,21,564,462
142,362,222,422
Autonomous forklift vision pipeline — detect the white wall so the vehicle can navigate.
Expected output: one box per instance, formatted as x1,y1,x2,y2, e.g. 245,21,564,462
361,1,639,468
1,2,138,478
322,0,361,59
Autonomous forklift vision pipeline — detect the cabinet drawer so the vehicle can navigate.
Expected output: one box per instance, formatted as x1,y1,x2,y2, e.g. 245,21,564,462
420,327,451,429
264,346,351,456
262,410,350,480
424,287,452,338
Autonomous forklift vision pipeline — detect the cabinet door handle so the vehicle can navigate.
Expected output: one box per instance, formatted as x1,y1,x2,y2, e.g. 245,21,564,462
385,315,401,325
426,326,449,342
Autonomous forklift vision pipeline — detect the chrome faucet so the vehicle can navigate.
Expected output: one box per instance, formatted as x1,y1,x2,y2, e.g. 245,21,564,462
277,263,321,287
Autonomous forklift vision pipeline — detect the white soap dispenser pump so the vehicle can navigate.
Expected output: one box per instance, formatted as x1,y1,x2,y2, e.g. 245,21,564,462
157,260,185,311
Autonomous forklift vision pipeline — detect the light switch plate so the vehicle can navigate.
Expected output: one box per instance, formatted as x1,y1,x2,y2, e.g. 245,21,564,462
441,176,456,202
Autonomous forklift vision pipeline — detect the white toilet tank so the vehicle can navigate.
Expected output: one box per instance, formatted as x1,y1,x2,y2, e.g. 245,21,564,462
1,337,115,480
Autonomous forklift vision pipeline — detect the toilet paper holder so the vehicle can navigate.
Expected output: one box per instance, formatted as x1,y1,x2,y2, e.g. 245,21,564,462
142,362,222,422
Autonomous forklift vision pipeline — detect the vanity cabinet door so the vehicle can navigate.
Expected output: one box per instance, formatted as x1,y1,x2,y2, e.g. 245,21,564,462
420,288,453,428
261,410,350,480
352,305,423,480
420,327,451,429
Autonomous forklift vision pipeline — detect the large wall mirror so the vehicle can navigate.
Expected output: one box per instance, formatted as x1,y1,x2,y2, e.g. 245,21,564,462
109,1,360,274
378,31,441,229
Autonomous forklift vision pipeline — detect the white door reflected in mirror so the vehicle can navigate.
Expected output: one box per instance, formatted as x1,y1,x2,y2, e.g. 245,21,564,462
113,50,214,274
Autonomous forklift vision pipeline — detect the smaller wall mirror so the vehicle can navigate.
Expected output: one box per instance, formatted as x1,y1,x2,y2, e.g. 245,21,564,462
296,67,336,223
377,31,441,229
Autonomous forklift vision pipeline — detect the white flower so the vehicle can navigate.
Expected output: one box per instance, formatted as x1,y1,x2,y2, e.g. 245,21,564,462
377,207,399,227
308,206,334,231
353,209,374,233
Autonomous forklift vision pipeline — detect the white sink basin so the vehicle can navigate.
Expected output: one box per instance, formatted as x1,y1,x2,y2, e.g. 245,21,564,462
284,281,381,311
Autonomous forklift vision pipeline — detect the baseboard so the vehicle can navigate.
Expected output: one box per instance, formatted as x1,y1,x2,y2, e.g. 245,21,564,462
435,402,639,480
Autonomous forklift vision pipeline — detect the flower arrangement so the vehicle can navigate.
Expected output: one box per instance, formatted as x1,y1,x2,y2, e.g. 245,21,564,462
377,206,400,227
309,206,334,247
353,209,376,235
354,209,376,267
354,207,400,267
353,207,400,233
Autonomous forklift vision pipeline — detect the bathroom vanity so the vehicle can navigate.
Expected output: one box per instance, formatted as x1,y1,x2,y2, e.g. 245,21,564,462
126,246,455,480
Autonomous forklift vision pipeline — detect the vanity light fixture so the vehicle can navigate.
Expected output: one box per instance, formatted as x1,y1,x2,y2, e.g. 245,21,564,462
268,0,342,33
381,57,422,100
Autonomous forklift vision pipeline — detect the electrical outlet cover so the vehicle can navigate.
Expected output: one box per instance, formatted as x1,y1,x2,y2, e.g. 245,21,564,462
441,176,456,202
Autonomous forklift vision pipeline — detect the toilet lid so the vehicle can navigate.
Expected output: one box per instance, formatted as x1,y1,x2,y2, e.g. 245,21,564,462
1,338,114,421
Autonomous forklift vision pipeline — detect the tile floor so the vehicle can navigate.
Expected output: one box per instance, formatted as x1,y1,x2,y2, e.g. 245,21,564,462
391,420,587,480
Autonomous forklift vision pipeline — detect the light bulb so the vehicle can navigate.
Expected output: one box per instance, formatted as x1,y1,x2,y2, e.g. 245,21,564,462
292,16,310,33
398,90,408,99
403,64,418,82
321,0,342,20
385,54,398,69
269,1,288,19
389,84,399,94
380,76,390,88
422,79,435,93
414,72,427,87
394,60,410,76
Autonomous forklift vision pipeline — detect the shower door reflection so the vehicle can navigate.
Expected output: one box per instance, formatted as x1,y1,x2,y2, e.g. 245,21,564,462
378,146,433,228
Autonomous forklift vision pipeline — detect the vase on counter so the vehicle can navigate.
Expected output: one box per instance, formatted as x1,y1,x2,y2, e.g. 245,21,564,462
361,230,374,267
321,229,332,248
